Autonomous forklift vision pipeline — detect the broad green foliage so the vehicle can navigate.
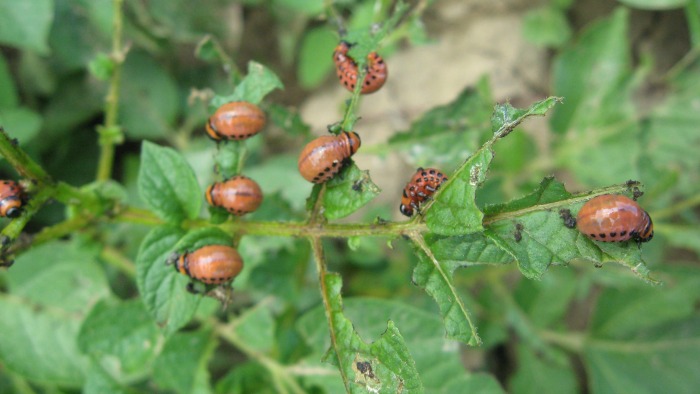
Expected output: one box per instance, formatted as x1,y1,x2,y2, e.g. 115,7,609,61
1,1,698,393
138,141,202,223
320,163,381,220
135,226,200,335
0,0,53,54
316,274,423,394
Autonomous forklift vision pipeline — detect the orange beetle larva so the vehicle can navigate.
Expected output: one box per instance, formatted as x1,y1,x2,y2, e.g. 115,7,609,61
0,180,25,218
297,131,361,183
333,41,388,94
399,168,447,217
205,101,266,141
576,194,653,243
206,175,263,216
171,245,244,285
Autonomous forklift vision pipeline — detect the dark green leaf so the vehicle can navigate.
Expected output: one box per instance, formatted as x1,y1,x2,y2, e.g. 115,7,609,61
212,61,283,107
412,236,481,345
135,226,200,335
0,0,53,54
387,80,493,167
322,163,381,220
483,177,572,215
138,141,202,223
214,362,276,394
152,330,216,394
119,51,180,139
0,54,18,108
78,299,160,377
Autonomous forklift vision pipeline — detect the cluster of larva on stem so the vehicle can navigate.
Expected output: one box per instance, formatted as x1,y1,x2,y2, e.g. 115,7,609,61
166,101,267,292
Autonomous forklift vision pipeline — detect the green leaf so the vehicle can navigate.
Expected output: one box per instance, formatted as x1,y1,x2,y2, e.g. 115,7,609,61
0,0,53,54
213,140,245,179
482,178,657,282
272,0,323,14
510,344,577,394
322,163,381,220
78,299,160,377
212,61,283,107
644,65,700,196
138,141,202,223
88,52,116,81
173,227,234,254
387,80,493,167
583,268,700,393
0,54,18,108
7,241,110,312
119,51,180,139
266,103,311,137
490,97,563,139
152,330,216,394
246,154,313,213
135,226,200,335
425,232,513,267
412,235,481,345
316,274,423,393
617,0,688,9
513,269,578,329
588,267,700,339
214,362,276,394
231,304,276,354
424,97,561,236
550,7,632,133
84,363,135,394
298,298,499,393
423,146,492,236
0,106,42,145
0,297,87,388
298,26,337,89
522,6,572,48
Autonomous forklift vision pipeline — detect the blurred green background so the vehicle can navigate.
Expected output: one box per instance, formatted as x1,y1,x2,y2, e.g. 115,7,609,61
0,0,699,393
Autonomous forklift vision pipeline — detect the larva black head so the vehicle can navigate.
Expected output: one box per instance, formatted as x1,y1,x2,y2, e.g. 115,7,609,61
399,203,413,217
4,207,22,218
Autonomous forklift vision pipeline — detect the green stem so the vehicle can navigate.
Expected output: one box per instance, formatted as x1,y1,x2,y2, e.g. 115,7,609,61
309,236,352,393
539,329,585,354
96,0,126,181
650,192,700,220
215,320,306,394
100,246,136,277
0,128,52,184
1,187,55,246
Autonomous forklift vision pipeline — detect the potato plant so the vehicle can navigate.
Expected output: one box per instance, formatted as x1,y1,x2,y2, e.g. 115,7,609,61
0,1,698,393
